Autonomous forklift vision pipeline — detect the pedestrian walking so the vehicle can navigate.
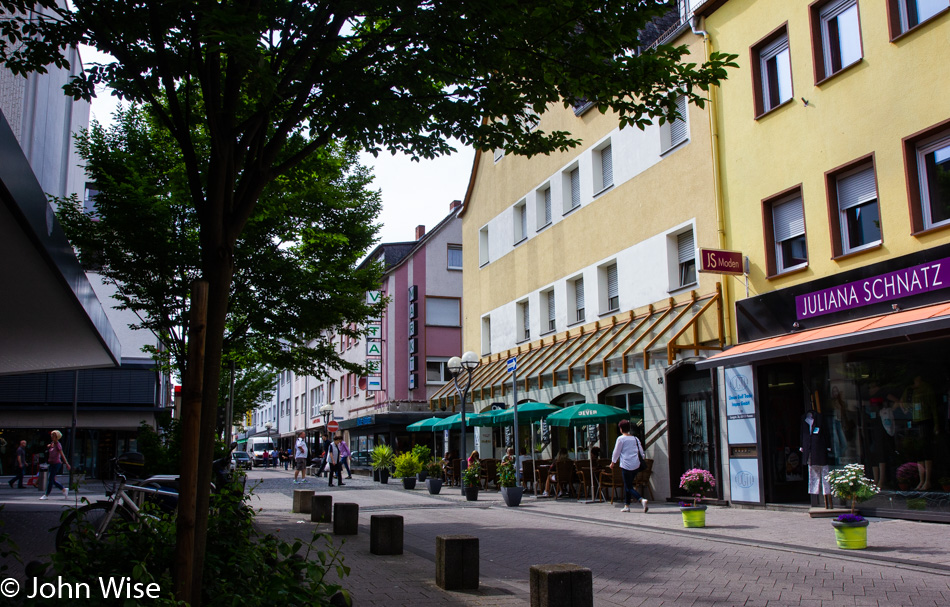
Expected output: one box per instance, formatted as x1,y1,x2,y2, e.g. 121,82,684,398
327,435,345,487
316,433,332,477
262,449,270,468
40,430,71,500
8,439,27,489
271,449,279,468
293,431,309,484
609,419,648,513
339,437,352,479
283,447,292,470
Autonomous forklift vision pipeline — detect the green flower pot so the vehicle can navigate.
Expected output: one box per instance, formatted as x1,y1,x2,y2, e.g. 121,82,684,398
680,505,707,528
831,519,868,550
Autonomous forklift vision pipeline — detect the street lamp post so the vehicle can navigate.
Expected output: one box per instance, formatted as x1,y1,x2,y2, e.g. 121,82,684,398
320,403,333,428
448,351,480,495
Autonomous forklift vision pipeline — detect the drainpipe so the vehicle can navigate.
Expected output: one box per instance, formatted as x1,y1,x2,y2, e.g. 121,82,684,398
691,14,734,344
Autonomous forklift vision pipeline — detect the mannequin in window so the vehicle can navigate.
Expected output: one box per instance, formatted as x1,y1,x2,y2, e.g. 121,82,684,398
801,409,833,509
897,375,939,491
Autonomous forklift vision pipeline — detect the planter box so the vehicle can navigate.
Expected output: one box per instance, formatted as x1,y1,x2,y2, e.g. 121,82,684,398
426,478,443,495
680,505,707,528
831,519,869,549
501,486,523,507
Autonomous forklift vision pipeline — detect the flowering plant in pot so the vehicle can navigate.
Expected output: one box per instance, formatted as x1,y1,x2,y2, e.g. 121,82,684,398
498,459,523,507
825,464,879,550
678,468,715,528
462,461,480,501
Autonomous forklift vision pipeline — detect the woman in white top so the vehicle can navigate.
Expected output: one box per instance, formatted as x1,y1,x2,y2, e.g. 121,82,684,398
610,419,648,513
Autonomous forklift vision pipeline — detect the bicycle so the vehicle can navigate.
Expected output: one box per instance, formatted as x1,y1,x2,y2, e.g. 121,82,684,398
54,456,177,550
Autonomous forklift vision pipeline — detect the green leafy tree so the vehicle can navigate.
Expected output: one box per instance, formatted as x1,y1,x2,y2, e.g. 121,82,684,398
0,2,736,602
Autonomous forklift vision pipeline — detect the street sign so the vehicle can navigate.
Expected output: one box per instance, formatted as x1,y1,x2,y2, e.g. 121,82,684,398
367,376,382,391
699,248,745,275
366,341,382,357
327,420,339,433
506,356,517,373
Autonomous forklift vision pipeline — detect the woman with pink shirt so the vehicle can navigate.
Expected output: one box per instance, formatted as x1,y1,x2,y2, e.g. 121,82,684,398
40,430,71,500
339,438,352,479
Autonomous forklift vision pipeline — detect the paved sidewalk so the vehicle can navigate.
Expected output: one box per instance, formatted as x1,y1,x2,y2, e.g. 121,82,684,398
252,475,950,606
3,470,949,606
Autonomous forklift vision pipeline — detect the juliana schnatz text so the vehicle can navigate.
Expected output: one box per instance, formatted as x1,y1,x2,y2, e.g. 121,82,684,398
26,576,161,599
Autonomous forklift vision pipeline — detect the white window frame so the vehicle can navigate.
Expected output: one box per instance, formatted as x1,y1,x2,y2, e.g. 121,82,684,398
425,357,451,385
447,244,463,270
481,315,492,355
571,276,586,324
672,229,697,290
772,194,808,273
536,185,552,231
918,132,950,230
518,299,530,342
479,225,490,266
660,94,689,153
836,163,881,254
562,165,581,214
543,288,556,334
593,141,614,195
759,33,793,112
819,0,862,78
605,263,619,313
514,199,528,244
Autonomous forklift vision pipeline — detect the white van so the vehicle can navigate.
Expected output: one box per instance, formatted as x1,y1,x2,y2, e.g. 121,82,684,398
245,437,276,467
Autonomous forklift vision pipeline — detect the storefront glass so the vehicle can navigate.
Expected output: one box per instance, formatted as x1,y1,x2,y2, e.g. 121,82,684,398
761,338,950,518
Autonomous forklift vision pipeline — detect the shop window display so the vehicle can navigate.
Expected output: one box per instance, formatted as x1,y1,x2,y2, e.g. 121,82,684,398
822,342,949,516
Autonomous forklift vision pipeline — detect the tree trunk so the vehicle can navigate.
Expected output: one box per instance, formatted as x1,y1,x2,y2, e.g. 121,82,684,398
174,281,208,603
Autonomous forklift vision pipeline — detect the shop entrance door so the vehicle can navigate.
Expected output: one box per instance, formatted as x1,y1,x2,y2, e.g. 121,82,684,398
759,363,808,503
666,366,718,497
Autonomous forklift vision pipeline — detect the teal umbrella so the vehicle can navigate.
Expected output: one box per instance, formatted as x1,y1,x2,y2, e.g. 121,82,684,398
546,403,630,427
432,413,461,431
468,409,507,427
406,417,443,432
546,403,629,503
492,402,560,426
406,416,445,453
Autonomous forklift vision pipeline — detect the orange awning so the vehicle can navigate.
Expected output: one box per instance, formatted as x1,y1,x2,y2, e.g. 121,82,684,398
697,301,950,369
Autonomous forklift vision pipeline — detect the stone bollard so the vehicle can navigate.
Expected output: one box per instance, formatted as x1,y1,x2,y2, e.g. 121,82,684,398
529,563,593,607
292,489,315,514
370,514,404,555
311,494,333,523
435,535,479,590
333,502,359,535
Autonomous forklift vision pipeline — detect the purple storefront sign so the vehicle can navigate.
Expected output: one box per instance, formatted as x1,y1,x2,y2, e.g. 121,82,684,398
795,257,950,320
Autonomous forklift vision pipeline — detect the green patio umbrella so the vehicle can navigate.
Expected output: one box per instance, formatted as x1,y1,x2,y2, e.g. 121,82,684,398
546,403,630,503
406,417,443,432
406,416,444,454
468,408,507,427
488,402,561,498
432,412,491,431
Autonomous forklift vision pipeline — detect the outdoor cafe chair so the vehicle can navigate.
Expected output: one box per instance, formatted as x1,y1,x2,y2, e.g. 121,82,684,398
633,458,654,500
598,466,624,504
480,458,499,490
522,460,536,490
552,460,576,500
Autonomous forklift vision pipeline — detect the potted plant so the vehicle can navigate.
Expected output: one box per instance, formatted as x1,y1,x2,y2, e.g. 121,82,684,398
826,464,879,550
498,459,522,507
370,444,395,484
462,461,480,501
678,468,716,528
424,459,443,494
395,452,422,490
896,462,919,491
939,477,950,493
411,444,432,481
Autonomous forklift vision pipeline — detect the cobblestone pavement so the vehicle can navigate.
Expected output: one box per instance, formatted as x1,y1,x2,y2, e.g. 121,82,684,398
249,469,950,607
3,467,950,606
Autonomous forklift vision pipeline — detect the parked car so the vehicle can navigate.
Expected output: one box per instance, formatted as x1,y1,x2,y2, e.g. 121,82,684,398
231,451,253,471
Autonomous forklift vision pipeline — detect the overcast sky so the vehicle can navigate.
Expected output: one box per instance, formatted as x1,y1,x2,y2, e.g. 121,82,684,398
86,71,473,251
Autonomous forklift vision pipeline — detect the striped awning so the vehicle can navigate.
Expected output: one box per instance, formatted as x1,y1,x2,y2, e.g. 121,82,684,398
429,285,724,411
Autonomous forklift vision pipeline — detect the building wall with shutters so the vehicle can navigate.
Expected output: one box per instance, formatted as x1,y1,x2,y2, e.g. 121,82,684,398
458,25,721,359
702,0,950,314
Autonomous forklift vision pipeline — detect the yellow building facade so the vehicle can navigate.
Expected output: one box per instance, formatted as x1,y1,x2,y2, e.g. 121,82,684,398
431,12,732,502
697,0,950,520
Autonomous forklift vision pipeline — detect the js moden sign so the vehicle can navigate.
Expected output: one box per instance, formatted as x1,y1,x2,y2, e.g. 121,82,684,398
699,248,744,275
